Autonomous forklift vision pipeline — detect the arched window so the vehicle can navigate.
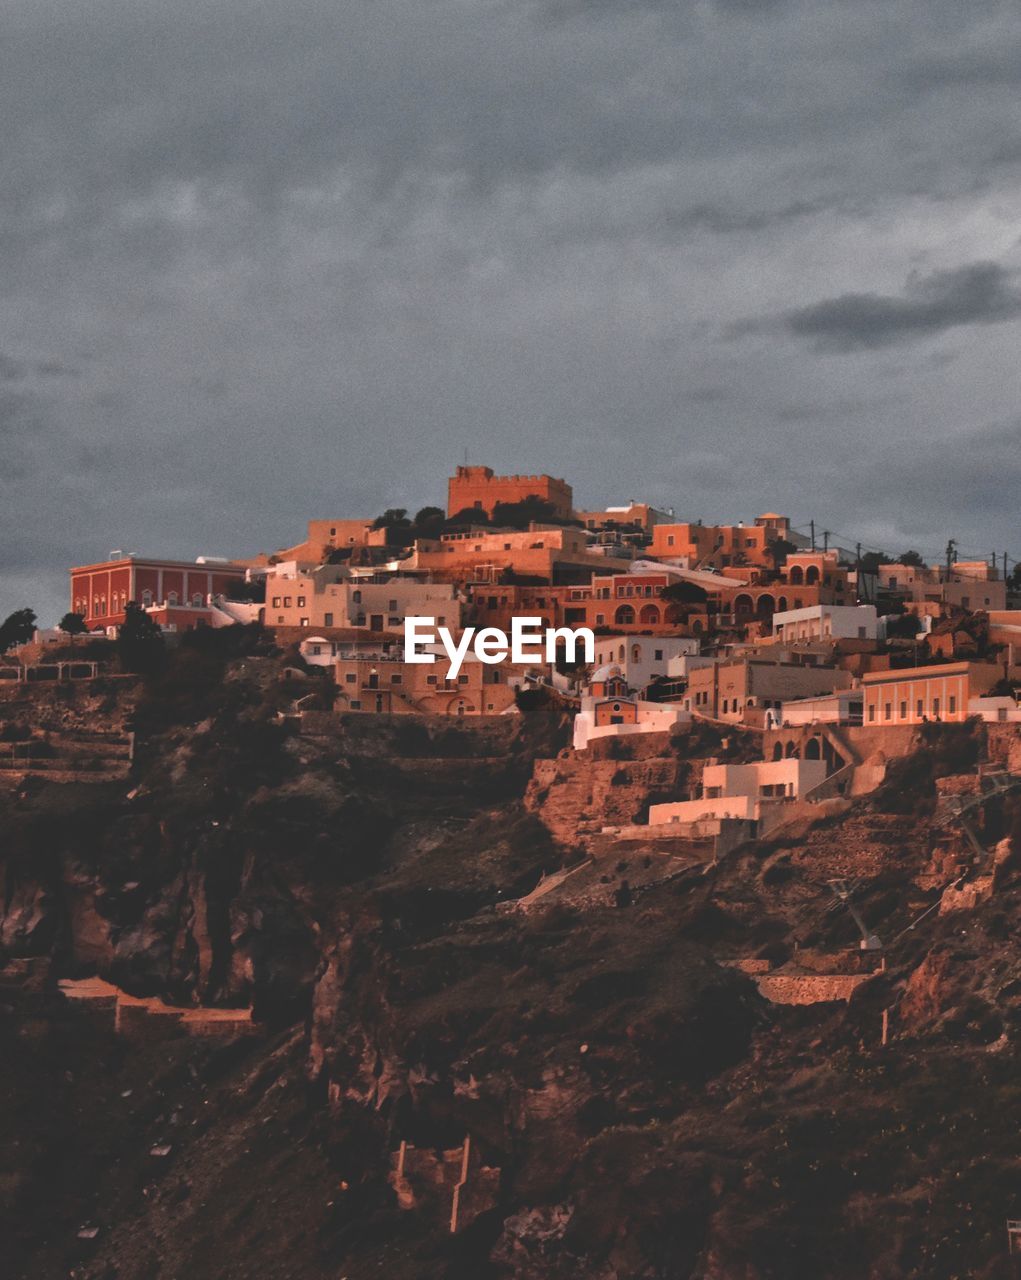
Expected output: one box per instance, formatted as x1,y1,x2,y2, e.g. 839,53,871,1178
632,644,641,662
788,565,804,585
615,605,635,625
805,565,820,586
141,589,153,607
805,737,822,759
756,594,775,617
167,591,178,606
733,594,754,616
192,592,202,606
772,742,784,760
639,604,660,625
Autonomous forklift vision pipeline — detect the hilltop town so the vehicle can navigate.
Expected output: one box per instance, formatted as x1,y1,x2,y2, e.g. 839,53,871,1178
9,461,1020,808
4,467,1021,1278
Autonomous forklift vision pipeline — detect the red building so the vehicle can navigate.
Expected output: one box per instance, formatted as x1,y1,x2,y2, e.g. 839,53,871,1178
70,556,247,630
446,465,574,520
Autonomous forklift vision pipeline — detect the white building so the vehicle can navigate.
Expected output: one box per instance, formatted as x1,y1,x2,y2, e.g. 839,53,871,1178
572,692,690,750
771,688,865,728
968,695,1021,723
648,758,828,825
590,634,700,692
772,604,878,644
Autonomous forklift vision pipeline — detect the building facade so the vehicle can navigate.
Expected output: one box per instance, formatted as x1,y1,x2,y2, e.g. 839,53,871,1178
860,662,1001,726
70,556,247,630
446,465,574,519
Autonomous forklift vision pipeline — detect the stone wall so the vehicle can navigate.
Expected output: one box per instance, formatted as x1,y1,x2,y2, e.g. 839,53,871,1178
755,973,872,1004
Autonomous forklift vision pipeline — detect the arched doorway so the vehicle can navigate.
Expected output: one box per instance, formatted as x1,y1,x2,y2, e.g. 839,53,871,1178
805,737,822,759
639,604,660,624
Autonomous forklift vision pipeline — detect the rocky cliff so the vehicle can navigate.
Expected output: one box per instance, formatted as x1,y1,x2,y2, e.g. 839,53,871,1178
3,639,1021,1279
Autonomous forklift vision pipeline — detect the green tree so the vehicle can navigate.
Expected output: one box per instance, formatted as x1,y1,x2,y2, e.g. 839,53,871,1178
59,611,88,649
766,537,798,570
446,506,489,528
859,551,889,576
412,506,446,539
117,602,165,674
898,549,925,567
660,580,708,606
0,608,37,653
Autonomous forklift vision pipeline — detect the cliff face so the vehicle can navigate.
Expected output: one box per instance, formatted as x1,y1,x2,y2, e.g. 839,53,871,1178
4,652,1021,1280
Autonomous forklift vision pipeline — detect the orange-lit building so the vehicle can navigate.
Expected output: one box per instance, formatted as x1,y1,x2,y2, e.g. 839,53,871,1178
407,525,627,584
574,502,674,534
333,652,526,716
860,662,1001,726
70,556,247,630
650,513,795,570
447,465,573,520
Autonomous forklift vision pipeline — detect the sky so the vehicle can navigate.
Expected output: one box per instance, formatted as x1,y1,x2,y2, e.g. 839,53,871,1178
3,0,1021,625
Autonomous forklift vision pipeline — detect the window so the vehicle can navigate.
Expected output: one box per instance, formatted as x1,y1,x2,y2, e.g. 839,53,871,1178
667,535,674,547
277,616,284,624
272,596,281,608
330,527,336,536
283,596,292,608
324,613,333,627
655,649,663,660
932,698,940,718
300,617,309,627
391,674,402,684
345,673,356,683
596,614,605,626
168,591,178,606
352,590,361,604
192,593,202,606
142,590,153,607
868,704,876,722
350,700,361,709
917,699,924,717
900,701,907,719
427,675,437,685
948,696,956,714
297,596,306,608
388,599,397,611
458,674,468,684
311,645,322,656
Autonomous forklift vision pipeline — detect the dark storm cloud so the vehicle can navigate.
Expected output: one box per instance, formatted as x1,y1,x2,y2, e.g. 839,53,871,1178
2,0,1021,624
771,262,1021,351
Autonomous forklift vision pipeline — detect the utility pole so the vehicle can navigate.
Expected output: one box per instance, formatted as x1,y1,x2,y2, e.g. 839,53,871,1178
822,529,830,553
855,542,867,604
945,538,957,581
810,519,816,552
1004,551,1010,584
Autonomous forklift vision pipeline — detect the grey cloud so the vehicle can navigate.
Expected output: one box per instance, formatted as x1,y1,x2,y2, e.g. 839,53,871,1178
3,0,1021,627
736,261,1021,352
